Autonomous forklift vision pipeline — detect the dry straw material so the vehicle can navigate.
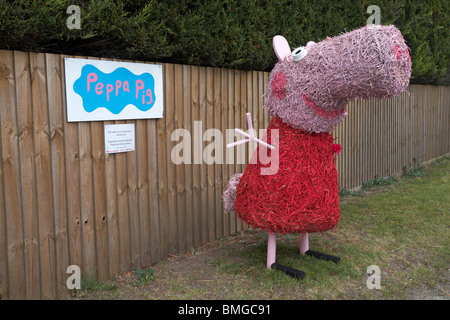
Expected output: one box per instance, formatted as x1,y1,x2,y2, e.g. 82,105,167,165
234,116,340,234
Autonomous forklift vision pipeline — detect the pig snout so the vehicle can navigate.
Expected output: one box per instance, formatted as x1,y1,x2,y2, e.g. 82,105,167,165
265,25,411,133
329,24,412,99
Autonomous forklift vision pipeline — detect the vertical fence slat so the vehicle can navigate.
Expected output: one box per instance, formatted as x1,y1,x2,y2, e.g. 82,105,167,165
14,51,40,299
164,63,178,254
183,64,194,250
355,100,360,187
91,120,108,279
221,68,230,236
400,92,404,171
214,68,223,239
104,121,119,277
78,120,96,277
440,87,445,154
0,118,6,299
147,118,160,264
358,100,362,184
129,67,143,269
419,87,424,161
377,97,383,179
385,96,390,176
191,66,202,248
385,95,390,176
199,67,208,243
359,100,364,184
409,88,413,166
249,71,257,158
400,93,404,172
206,67,215,242
341,105,347,189
337,109,343,188
347,103,352,189
429,88,433,159
258,71,265,135
350,102,355,188
157,68,169,260
175,64,187,252
46,53,70,295
0,50,25,299
30,52,57,299
61,57,83,285
126,119,140,268
363,99,369,183
411,86,417,163
392,96,395,173
115,120,131,271
239,70,247,232
445,87,449,154
136,119,151,266
434,86,438,158
436,88,441,157
227,69,236,234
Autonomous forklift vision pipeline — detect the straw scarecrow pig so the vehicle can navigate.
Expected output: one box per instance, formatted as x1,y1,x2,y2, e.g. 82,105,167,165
223,25,411,278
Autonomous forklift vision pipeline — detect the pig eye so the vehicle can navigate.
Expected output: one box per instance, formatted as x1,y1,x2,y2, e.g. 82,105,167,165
292,47,308,62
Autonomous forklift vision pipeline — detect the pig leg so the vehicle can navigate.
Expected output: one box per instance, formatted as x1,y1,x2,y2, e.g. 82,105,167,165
299,233,309,254
268,232,305,279
266,232,277,269
299,233,340,264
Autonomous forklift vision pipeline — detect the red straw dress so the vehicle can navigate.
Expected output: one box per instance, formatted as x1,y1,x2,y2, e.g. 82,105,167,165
234,116,340,234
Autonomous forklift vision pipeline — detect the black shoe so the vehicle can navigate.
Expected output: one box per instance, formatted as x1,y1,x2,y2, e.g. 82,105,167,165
271,263,306,280
305,250,340,263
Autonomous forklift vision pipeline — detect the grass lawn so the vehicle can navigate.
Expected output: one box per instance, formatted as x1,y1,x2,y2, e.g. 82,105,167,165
72,156,449,300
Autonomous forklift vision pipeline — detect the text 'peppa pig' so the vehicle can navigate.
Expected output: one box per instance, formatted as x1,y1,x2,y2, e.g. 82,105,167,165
73,64,156,115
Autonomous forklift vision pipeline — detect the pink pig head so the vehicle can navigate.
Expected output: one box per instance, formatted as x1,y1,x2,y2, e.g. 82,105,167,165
266,24,412,133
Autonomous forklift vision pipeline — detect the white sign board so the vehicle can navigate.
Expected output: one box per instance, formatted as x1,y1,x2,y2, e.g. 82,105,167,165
64,58,163,122
104,124,135,154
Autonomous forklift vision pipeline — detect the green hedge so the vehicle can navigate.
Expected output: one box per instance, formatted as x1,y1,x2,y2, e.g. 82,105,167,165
0,0,448,84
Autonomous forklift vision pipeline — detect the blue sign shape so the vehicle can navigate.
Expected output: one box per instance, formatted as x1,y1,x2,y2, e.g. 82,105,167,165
73,64,156,115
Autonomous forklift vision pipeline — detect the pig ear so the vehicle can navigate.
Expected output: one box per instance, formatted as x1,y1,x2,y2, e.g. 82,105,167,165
273,35,291,62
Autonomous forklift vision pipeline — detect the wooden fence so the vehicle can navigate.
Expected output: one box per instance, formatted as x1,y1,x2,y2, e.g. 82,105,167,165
0,50,448,299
